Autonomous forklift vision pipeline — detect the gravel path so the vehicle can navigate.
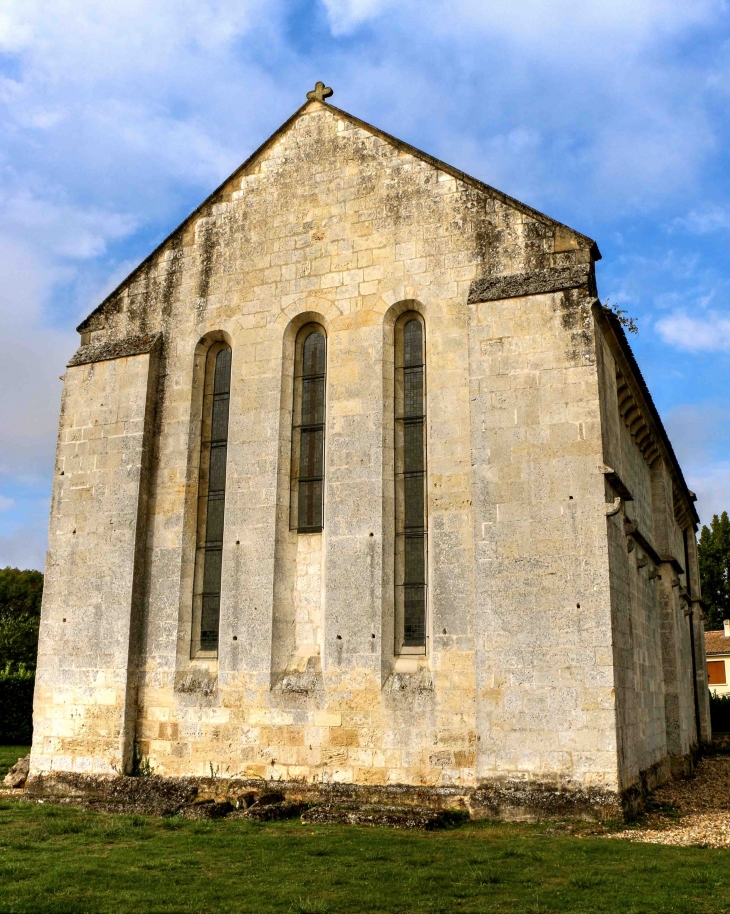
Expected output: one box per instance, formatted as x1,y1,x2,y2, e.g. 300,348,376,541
610,751,730,848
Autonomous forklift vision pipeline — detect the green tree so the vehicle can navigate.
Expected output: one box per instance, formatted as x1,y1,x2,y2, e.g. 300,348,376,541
0,567,43,671
699,512,730,630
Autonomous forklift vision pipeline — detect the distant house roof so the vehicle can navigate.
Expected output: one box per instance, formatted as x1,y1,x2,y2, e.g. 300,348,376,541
705,631,730,656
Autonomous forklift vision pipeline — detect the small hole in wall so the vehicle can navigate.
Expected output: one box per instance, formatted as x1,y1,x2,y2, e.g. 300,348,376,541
336,635,342,640
236,540,240,545
569,495,574,500
371,633,375,639
62,618,66,623
60,471,64,476
576,603,581,608
442,628,447,635
232,636,237,641
72,529,76,535
369,532,374,537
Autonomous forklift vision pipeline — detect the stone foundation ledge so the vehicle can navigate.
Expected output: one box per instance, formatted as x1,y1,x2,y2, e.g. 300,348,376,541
23,772,633,822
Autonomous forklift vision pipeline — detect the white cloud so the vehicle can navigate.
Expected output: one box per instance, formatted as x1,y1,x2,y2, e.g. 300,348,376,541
0,495,14,511
0,517,49,571
663,405,730,523
0,0,270,72
321,0,390,34
323,0,723,41
655,311,730,352
2,187,137,260
669,205,730,235
0,238,75,478
686,463,730,525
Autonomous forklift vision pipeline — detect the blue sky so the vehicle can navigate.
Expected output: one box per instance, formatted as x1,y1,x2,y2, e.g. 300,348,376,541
0,0,729,570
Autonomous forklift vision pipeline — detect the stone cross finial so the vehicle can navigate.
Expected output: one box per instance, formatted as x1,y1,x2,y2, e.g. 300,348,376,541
307,81,333,103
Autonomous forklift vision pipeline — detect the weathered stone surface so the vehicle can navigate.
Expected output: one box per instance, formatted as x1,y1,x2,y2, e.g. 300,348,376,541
67,332,162,367
467,264,593,304
252,790,285,806
29,91,707,816
22,770,635,822
25,774,198,816
469,781,623,822
3,754,29,788
301,803,467,829
231,791,257,809
179,799,233,820
236,801,309,822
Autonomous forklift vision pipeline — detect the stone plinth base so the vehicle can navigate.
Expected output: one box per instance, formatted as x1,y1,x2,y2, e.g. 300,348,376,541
26,772,634,822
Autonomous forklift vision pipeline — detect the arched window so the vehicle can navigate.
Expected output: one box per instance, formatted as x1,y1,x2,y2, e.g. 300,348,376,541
192,343,232,655
290,325,326,533
395,314,427,653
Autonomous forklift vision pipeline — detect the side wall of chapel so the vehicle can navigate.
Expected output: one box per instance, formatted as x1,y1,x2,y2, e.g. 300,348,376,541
595,317,709,793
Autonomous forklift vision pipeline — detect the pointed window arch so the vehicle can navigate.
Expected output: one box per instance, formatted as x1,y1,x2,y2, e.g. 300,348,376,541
395,313,427,653
192,343,231,655
291,325,327,533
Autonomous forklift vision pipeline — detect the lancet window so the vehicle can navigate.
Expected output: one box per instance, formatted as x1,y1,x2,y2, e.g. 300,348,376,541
290,325,327,533
192,343,232,655
394,314,428,653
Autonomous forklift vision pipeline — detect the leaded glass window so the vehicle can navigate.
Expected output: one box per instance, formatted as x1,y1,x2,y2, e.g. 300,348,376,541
395,315,427,653
291,326,326,533
192,344,231,655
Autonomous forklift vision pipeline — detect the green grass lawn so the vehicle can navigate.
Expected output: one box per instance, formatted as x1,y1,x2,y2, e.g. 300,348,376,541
0,798,729,913
0,745,28,779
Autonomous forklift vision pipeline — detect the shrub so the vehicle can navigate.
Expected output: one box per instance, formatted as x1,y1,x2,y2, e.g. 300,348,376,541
709,690,730,733
0,662,34,744
0,567,43,671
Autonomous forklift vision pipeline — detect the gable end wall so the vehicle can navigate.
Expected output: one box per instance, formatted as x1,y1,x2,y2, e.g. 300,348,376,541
31,101,698,807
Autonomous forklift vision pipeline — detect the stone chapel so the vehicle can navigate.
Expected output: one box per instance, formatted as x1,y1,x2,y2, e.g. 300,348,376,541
30,84,710,817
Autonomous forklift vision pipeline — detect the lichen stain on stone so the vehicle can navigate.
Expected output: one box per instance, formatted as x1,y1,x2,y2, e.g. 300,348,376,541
160,234,183,328
196,216,217,301
559,288,596,365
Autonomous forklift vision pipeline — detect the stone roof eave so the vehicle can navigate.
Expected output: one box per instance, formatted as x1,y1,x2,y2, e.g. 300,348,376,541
595,305,700,528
